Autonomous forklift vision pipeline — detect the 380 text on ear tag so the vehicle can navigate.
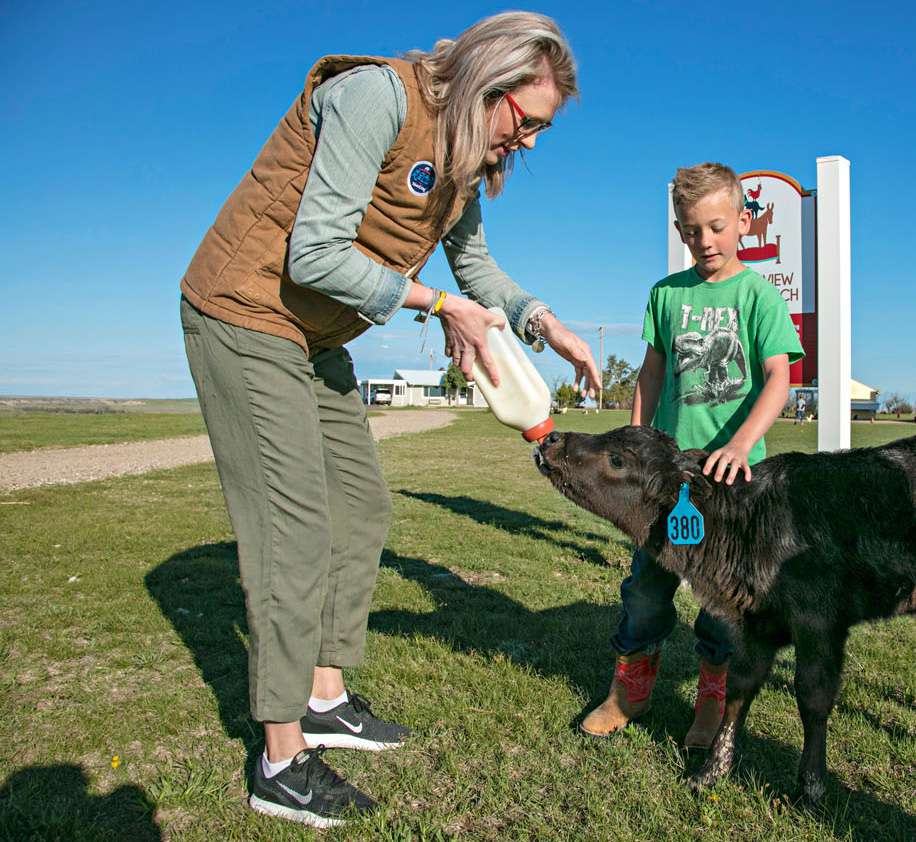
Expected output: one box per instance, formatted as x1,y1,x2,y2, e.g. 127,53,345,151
667,482,704,545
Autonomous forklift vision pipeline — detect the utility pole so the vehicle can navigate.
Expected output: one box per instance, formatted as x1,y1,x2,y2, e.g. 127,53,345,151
598,325,605,411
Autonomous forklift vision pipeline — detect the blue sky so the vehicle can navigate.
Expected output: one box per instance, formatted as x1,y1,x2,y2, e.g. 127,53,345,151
2,1,914,400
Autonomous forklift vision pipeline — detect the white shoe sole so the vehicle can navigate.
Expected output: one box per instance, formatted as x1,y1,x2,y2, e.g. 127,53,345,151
301,731,403,751
249,794,344,828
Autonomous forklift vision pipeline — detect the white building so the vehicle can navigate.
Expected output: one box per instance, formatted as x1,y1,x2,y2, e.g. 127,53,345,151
359,369,489,408
795,379,881,421
850,379,880,420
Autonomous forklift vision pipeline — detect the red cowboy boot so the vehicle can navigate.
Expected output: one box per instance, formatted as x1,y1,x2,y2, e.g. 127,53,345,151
684,659,728,749
580,651,661,737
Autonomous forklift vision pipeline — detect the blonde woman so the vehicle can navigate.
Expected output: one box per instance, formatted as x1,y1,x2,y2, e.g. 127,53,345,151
179,11,600,827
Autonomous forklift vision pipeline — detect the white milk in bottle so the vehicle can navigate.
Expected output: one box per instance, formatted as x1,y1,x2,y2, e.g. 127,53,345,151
470,308,555,442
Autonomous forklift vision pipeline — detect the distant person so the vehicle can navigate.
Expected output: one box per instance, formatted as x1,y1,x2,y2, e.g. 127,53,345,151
178,12,599,828
580,163,803,749
795,394,807,424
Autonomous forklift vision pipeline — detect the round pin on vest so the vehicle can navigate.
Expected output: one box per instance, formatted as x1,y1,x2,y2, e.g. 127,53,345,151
407,161,436,196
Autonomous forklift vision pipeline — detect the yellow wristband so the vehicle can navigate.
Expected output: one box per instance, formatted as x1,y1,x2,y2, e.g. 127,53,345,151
432,290,447,314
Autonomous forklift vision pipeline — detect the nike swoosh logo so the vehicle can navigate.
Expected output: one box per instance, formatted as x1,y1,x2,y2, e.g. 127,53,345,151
277,781,313,806
335,715,364,733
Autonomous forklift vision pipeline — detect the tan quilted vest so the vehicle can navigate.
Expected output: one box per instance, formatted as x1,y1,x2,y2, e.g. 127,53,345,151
180,55,464,354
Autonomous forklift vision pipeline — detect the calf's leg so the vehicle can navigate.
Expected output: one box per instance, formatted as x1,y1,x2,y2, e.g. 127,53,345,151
792,628,847,803
689,626,779,791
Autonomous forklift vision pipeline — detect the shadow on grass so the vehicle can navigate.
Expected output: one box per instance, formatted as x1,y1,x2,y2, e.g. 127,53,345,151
0,764,161,841
144,543,915,840
683,738,916,841
373,548,628,687
145,542,254,749
371,548,916,842
395,489,626,566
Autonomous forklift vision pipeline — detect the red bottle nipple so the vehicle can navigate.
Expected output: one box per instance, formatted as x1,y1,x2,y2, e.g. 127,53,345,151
522,417,555,443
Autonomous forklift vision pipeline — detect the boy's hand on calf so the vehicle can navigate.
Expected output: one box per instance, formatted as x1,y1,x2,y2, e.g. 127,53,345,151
703,438,753,485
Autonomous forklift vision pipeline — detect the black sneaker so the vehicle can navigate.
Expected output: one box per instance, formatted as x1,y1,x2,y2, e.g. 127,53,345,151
249,747,376,827
301,692,411,751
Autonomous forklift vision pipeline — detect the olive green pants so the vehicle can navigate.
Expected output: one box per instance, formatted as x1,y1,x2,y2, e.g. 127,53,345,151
180,297,391,722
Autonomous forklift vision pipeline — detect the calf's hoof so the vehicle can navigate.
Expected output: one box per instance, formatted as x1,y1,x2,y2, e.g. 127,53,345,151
687,768,719,794
688,742,735,794
798,771,827,805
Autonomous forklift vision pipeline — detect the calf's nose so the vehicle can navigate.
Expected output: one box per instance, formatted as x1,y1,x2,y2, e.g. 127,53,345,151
542,431,562,447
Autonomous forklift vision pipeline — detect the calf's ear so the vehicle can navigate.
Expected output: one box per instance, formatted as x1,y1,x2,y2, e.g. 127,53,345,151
675,449,711,489
644,469,672,502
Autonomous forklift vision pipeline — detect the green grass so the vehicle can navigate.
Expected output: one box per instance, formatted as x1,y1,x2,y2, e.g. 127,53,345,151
762,415,916,453
0,411,206,453
1,401,909,457
876,412,916,423
1,413,913,840
0,402,460,454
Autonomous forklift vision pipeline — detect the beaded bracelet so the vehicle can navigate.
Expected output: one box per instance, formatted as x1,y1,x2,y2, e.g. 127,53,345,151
526,305,553,353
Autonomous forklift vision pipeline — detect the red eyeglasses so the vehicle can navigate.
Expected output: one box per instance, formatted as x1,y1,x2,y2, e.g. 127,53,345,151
505,93,552,140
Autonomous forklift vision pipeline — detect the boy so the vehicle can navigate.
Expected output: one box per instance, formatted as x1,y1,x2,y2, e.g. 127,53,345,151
581,163,804,747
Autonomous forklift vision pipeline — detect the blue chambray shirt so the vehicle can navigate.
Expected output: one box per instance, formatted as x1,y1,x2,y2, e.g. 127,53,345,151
286,64,545,342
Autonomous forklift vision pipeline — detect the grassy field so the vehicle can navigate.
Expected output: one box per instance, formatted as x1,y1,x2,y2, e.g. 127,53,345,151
876,412,916,423
0,401,409,453
1,399,912,456
0,412,913,840
0,411,207,454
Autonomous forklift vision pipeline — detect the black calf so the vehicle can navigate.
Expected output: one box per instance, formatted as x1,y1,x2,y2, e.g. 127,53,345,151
535,426,916,801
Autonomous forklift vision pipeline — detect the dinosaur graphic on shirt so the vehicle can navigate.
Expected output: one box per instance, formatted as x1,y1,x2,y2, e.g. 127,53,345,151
673,327,747,406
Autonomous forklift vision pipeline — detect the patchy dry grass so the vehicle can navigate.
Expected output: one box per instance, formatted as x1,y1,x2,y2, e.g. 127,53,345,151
1,412,913,840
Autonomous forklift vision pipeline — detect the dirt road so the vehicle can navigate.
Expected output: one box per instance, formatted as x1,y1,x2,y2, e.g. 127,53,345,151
0,410,456,492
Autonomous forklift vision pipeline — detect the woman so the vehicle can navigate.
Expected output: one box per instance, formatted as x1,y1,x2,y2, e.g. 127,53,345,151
180,11,600,827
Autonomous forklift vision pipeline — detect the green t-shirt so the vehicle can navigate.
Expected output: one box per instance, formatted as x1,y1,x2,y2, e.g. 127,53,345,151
643,266,804,464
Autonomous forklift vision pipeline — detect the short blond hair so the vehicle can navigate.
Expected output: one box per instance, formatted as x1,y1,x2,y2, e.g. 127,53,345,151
672,162,743,215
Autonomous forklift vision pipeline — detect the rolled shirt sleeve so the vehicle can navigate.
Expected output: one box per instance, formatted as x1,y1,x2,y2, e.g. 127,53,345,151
287,64,411,325
442,195,547,342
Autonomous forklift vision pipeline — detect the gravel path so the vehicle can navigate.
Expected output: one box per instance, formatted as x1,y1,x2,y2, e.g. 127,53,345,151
0,410,457,493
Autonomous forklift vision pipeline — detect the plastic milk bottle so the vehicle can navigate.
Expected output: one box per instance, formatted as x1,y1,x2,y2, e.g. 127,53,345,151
470,308,555,443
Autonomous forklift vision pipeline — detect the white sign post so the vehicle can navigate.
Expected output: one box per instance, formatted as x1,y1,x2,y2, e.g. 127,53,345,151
815,156,852,452
667,183,692,275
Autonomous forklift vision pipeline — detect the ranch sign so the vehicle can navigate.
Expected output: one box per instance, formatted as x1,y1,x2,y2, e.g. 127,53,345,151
669,156,850,449
738,170,817,387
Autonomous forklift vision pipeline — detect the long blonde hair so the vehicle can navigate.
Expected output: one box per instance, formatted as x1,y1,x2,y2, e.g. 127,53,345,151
405,12,578,228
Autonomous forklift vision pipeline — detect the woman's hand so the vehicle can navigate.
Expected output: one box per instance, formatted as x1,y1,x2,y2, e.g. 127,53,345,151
541,313,602,398
437,295,506,385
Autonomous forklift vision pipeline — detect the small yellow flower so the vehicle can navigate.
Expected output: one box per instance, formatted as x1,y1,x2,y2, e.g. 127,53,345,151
111,755,121,769
709,793,719,802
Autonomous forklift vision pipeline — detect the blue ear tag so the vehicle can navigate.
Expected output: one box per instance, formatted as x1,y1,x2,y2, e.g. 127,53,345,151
667,482,704,545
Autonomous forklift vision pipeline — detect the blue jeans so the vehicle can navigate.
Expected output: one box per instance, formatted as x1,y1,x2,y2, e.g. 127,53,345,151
611,549,734,665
